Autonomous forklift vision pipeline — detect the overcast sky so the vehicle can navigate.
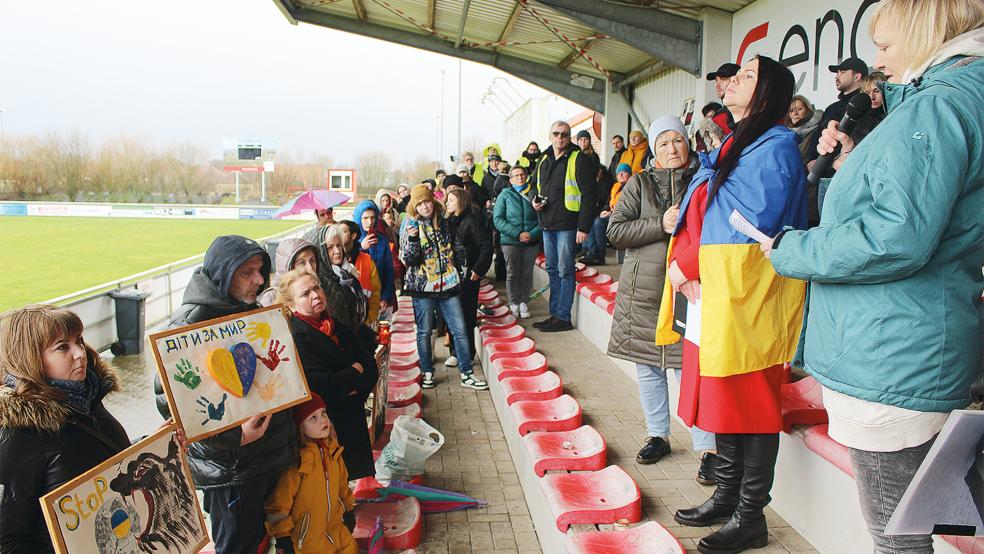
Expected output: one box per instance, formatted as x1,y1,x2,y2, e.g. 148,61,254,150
0,0,571,165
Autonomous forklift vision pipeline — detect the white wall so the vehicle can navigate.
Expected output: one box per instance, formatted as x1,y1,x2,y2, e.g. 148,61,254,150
630,68,697,130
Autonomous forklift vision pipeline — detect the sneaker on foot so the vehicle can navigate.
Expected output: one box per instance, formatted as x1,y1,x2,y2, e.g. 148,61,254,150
445,356,458,368
422,372,435,389
460,373,489,391
540,319,574,332
696,452,718,485
509,304,520,318
519,303,531,319
636,436,671,464
532,317,557,329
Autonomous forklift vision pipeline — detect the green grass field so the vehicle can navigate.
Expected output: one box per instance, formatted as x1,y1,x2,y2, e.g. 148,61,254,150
0,216,305,311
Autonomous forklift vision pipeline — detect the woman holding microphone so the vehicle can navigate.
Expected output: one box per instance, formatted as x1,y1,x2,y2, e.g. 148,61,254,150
766,1,984,550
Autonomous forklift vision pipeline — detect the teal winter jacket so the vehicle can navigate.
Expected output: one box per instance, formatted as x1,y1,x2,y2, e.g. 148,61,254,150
771,55,984,412
494,186,542,246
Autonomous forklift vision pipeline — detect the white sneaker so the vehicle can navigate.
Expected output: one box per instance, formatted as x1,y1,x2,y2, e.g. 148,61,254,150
509,304,520,318
519,303,531,319
445,356,458,368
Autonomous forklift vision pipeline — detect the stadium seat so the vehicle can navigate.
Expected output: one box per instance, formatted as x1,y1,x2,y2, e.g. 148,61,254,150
390,353,420,371
522,425,606,477
510,394,581,435
480,304,512,321
780,376,828,432
566,521,685,554
389,341,417,358
540,465,642,532
478,289,501,304
486,337,536,363
392,311,415,325
479,282,495,295
390,322,416,334
478,313,518,330
577,273,612,286
479,323,526,344
387,382,422,408
535,253,546,268
574,265,596,279
383,402,421,427
575,262,586,272
594,293,616,315
500,370,562,404
353,497,423,549
388,367,421,387
353,474,424,499
802,424,854,478
493,352,547,381
577,281,618,301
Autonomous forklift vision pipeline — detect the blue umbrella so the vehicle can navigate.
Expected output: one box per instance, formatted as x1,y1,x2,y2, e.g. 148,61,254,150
272,189,351,219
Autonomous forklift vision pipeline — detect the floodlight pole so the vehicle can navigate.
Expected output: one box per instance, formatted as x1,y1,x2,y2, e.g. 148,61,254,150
235,172,241,203
439,69,446,167
457,58,462,158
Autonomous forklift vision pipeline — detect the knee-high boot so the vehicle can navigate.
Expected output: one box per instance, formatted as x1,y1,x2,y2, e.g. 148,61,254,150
675,433,743,527
697,433,779,554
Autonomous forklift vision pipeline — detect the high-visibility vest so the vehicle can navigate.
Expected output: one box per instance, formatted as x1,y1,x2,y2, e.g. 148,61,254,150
536,150,581,212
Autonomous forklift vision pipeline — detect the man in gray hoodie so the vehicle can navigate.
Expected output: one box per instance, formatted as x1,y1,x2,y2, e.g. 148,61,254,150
153,234,297,554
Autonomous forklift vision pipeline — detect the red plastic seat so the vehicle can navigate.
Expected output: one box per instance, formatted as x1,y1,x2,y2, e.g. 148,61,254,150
577,281,618,300
575,265,597,279
353,497,423,549
540,465,642,532
493,352,547,381
500,371,562,404
478,289,500,303
522,425,606,477
393,310,415,323
479,313,517,330
479,304,512,321
566,521,685,554
578,273,612,286
387,382,422,407
390,322,416,334
595,293,616,314
389,341,417,358
510,394,581,435
606,302,615,316
384,402,422,427
388,367,421,387
479,282,495,294
390,333,416,347
353,474,424,499
486,337,536,363
479,324,526,344
390,353,420,371
780,376,828,432
574,262,586,272
802,424,854,478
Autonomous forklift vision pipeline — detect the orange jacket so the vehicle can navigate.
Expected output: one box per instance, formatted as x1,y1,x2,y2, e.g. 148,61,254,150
352,252,381,324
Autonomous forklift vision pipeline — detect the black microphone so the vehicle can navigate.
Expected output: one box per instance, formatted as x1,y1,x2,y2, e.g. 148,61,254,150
807,92,872,186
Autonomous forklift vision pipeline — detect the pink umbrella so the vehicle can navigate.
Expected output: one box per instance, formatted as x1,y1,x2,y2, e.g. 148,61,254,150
272,189,351,219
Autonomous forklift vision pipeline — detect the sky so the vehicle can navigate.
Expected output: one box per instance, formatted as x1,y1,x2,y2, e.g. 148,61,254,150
0,0,573,166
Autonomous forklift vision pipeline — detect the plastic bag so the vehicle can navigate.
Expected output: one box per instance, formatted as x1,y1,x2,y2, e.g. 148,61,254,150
374,415,445,485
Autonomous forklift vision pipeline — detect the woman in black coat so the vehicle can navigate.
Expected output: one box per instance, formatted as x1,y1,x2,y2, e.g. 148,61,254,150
0,306,131,553
444,187,493,364
277,269,379,479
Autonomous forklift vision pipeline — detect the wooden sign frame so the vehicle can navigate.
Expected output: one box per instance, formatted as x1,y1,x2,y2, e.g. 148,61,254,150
368,343,390,447
39,424,209,554
150,304,312,442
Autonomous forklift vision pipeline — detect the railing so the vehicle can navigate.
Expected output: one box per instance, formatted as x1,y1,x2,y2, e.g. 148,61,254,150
44,223,315,352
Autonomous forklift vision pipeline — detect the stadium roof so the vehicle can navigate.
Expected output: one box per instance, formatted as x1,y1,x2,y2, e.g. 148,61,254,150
272,0,754,112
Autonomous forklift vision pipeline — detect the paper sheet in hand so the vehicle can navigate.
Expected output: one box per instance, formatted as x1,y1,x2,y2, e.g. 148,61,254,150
729,209,771,244
884,410,984,536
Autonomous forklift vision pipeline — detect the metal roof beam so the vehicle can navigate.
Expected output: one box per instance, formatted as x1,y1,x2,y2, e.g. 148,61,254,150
533,0,702,75
494,2,523,53
455,0,473,48
426,0,436,33
352,0,367,22
288,6,608,112
558,36,597,69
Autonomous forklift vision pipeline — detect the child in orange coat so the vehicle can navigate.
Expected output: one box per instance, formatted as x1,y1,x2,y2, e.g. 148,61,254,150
265,393,358,554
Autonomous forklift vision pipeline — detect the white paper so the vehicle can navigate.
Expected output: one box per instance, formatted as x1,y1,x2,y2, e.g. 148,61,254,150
683,295,701,347
729,209,771,244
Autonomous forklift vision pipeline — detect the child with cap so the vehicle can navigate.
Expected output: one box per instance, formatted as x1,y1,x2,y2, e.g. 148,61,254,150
265,393,357,554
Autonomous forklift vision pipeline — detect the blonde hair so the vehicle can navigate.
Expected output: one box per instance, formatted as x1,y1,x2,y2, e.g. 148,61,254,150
861,71,888,94
870,0,984,75
275,269,321,309
0,305,85,393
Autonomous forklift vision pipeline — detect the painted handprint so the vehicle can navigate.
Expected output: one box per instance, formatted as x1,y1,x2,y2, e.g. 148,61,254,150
173,358,201,389
195,393,228,426
246,322,272,348
256,374,285,402
257,339,290,371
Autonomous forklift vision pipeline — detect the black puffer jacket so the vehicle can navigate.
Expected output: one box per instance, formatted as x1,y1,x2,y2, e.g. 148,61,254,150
153,235,298,490
0,349,130,553
290,316,378,479
447,209,493,280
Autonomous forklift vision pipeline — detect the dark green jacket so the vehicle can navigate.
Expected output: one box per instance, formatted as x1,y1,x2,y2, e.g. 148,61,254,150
494,186,542,246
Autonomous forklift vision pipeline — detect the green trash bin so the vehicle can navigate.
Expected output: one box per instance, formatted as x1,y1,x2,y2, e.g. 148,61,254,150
109,288,151,356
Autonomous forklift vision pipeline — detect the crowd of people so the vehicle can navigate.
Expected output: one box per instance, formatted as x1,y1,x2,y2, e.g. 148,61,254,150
0,1,981,553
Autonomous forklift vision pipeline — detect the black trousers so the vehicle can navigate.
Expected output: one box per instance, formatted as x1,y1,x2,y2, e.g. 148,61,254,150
450,278,480,360
202,472,280,554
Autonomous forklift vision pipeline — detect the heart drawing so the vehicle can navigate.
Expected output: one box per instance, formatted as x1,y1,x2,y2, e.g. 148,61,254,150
206,342,257,398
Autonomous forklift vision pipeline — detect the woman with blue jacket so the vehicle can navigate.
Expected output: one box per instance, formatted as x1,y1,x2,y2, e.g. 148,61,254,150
353,200,396,313
765,1,984,550
493,164,542,319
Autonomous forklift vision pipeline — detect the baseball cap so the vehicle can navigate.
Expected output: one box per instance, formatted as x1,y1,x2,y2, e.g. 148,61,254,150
488,153,502,162
706,62,740,81
828,57,869,77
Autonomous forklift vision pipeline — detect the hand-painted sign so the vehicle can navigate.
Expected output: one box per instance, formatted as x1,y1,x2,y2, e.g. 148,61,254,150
151,305,311,441
40,425,209,554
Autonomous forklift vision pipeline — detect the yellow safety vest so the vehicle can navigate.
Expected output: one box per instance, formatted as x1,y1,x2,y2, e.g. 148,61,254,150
536,150,581,212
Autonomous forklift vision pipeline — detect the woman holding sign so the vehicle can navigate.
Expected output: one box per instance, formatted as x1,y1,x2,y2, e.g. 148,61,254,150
0,305,130,552
277,269,379,479
655,56,807,553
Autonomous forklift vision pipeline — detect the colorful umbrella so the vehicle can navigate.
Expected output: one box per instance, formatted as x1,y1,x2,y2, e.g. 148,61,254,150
272,189,351,219
367,516,385,554
375,481,486,513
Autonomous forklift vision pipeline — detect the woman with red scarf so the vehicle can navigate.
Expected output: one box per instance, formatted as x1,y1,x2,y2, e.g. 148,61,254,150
277,269,379,479
656,55,807,554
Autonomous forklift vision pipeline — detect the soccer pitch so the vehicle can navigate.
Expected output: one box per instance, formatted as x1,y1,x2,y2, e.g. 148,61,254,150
0,216,305,311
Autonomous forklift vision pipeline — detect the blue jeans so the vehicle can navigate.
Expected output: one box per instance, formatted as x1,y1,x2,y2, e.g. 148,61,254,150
582,216,609,259
542,229,577,321
636,364,716,451
412,295,474,376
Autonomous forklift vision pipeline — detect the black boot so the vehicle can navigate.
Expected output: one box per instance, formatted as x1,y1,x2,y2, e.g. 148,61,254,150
675,434,742,527
697,433,779,554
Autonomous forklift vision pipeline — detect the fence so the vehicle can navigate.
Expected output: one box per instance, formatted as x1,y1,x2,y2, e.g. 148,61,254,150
43,223,315,352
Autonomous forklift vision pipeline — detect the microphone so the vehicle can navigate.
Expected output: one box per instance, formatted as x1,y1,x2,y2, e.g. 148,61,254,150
807,93,872,186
